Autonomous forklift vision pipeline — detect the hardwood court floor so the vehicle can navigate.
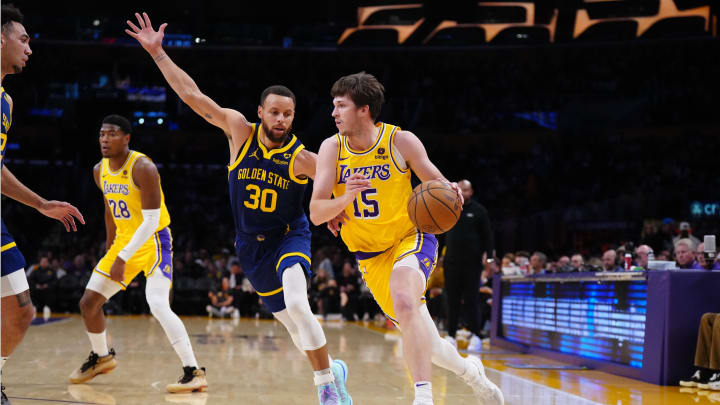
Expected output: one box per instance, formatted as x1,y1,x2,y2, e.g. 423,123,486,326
1,315,713,404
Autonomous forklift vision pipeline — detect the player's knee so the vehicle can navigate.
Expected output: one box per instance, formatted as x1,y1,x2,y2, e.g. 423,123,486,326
79,293,102,315
146,292,169,314
284,296,307,318
19,303,34,328
392,292,417,318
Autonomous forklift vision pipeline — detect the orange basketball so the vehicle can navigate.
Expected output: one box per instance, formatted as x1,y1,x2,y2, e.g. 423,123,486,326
407,180,462,234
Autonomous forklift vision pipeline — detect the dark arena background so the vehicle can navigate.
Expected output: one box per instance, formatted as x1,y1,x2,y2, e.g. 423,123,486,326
1,1,719,404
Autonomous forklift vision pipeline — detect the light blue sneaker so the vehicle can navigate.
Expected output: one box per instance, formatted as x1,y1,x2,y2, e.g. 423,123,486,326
317,382,339,405
331,359,353,405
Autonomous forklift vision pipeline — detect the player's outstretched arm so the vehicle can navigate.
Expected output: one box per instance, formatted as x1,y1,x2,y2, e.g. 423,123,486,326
125,12,249,138
309,137,370,225
1,166,85,232
393,130,463,205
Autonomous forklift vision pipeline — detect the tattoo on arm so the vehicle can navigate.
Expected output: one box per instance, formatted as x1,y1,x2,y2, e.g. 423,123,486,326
16,290,32,307
154,52,167,63
204,113,213,119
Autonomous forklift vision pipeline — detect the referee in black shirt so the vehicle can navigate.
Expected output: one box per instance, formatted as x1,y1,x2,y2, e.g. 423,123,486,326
443,180,494,349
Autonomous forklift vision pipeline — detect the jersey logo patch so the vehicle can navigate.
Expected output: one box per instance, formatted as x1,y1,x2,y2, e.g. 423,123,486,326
283,153,292,159
249,148,261,160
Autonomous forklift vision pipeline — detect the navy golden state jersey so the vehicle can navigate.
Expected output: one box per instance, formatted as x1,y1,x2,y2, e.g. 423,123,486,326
1,86,12,168
228,123,309,237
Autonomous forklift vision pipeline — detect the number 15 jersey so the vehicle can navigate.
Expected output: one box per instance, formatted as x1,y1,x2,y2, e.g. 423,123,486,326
99,151,171,244
228,123,309,237
332,122,415,253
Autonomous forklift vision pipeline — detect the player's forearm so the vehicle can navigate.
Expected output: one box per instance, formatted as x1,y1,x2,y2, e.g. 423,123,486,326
1,166,47,210
150,48,203,104
309,196,352,226
117,209,161,262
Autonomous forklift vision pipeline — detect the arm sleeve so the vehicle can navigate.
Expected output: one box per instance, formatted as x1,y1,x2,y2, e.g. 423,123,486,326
117,208,161,262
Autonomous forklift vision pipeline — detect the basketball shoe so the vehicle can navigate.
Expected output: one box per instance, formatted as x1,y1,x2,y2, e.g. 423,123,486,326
166,367,208,393
317,382,340,404
698,372,720,389
460,356,504,405
1,385,10,405
331,359,352,404
466,334,483,353
69,349,117,384
680,369,711,387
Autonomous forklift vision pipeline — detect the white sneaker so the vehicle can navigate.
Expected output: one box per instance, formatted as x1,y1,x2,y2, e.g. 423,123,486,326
460,356,504,405
444,335,457,349
709,379,720,391
467,335,482,353
205,305,213,318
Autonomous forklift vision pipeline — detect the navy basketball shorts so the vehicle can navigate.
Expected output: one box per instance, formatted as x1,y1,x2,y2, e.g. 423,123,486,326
234,226,312,313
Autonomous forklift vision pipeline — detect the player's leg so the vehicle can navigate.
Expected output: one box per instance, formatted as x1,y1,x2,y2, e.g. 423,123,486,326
1,269,33,371
144,228,206,393
418,303,503,404
389,260,434,404
1,225,33,375
282,264,351,404
69,272,121,383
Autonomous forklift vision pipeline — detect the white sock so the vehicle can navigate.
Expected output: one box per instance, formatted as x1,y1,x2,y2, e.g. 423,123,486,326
414,381,433,401
0,357,7,371
313,368,334,386
87,331,109,356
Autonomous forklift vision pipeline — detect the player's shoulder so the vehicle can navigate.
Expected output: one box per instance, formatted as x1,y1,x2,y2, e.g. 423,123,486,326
132,154,158,174
93,161,103,172
320,134,340,148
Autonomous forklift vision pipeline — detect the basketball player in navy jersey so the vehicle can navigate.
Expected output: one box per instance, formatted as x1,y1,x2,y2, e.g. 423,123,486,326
126,12,351,404
1,5,85,403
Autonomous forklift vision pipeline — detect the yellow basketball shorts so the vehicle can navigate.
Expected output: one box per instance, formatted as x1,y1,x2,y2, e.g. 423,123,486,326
354,230,438,323
94,227,173,288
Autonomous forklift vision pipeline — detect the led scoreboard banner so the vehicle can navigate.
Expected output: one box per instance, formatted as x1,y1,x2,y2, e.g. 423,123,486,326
500,279,647,368
490,270,720,385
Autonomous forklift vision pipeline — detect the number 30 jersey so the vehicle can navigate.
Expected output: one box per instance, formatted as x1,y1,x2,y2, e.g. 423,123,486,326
228,123,308,237
98,151,171,244
332,122,415,253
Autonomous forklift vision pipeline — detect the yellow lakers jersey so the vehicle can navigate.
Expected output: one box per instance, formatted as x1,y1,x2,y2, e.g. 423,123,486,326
332,122,415,252
99,150,171,242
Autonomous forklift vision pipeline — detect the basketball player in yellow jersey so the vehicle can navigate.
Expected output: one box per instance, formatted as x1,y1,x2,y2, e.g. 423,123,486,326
310,73,504,405
68,115,207,394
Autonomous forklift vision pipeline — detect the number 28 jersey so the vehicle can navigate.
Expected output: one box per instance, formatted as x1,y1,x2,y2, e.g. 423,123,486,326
228,123,309,237
99,151,171,244
332,122,415,253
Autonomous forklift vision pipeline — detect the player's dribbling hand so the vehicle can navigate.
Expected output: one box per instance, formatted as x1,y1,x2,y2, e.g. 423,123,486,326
38,200,85,232
438,178,464,206
125,12,167,57
110,257,126,283
327,211,349,237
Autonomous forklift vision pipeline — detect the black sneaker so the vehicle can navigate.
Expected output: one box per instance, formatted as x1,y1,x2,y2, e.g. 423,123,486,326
699,372,720,389
1,384,11,405
680,369,710,387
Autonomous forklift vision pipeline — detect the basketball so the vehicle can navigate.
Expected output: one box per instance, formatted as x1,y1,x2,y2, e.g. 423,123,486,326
407,180,462,234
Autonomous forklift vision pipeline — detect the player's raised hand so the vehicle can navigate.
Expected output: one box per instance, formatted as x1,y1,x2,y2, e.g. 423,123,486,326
37,200,85,232
125,12,167,56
